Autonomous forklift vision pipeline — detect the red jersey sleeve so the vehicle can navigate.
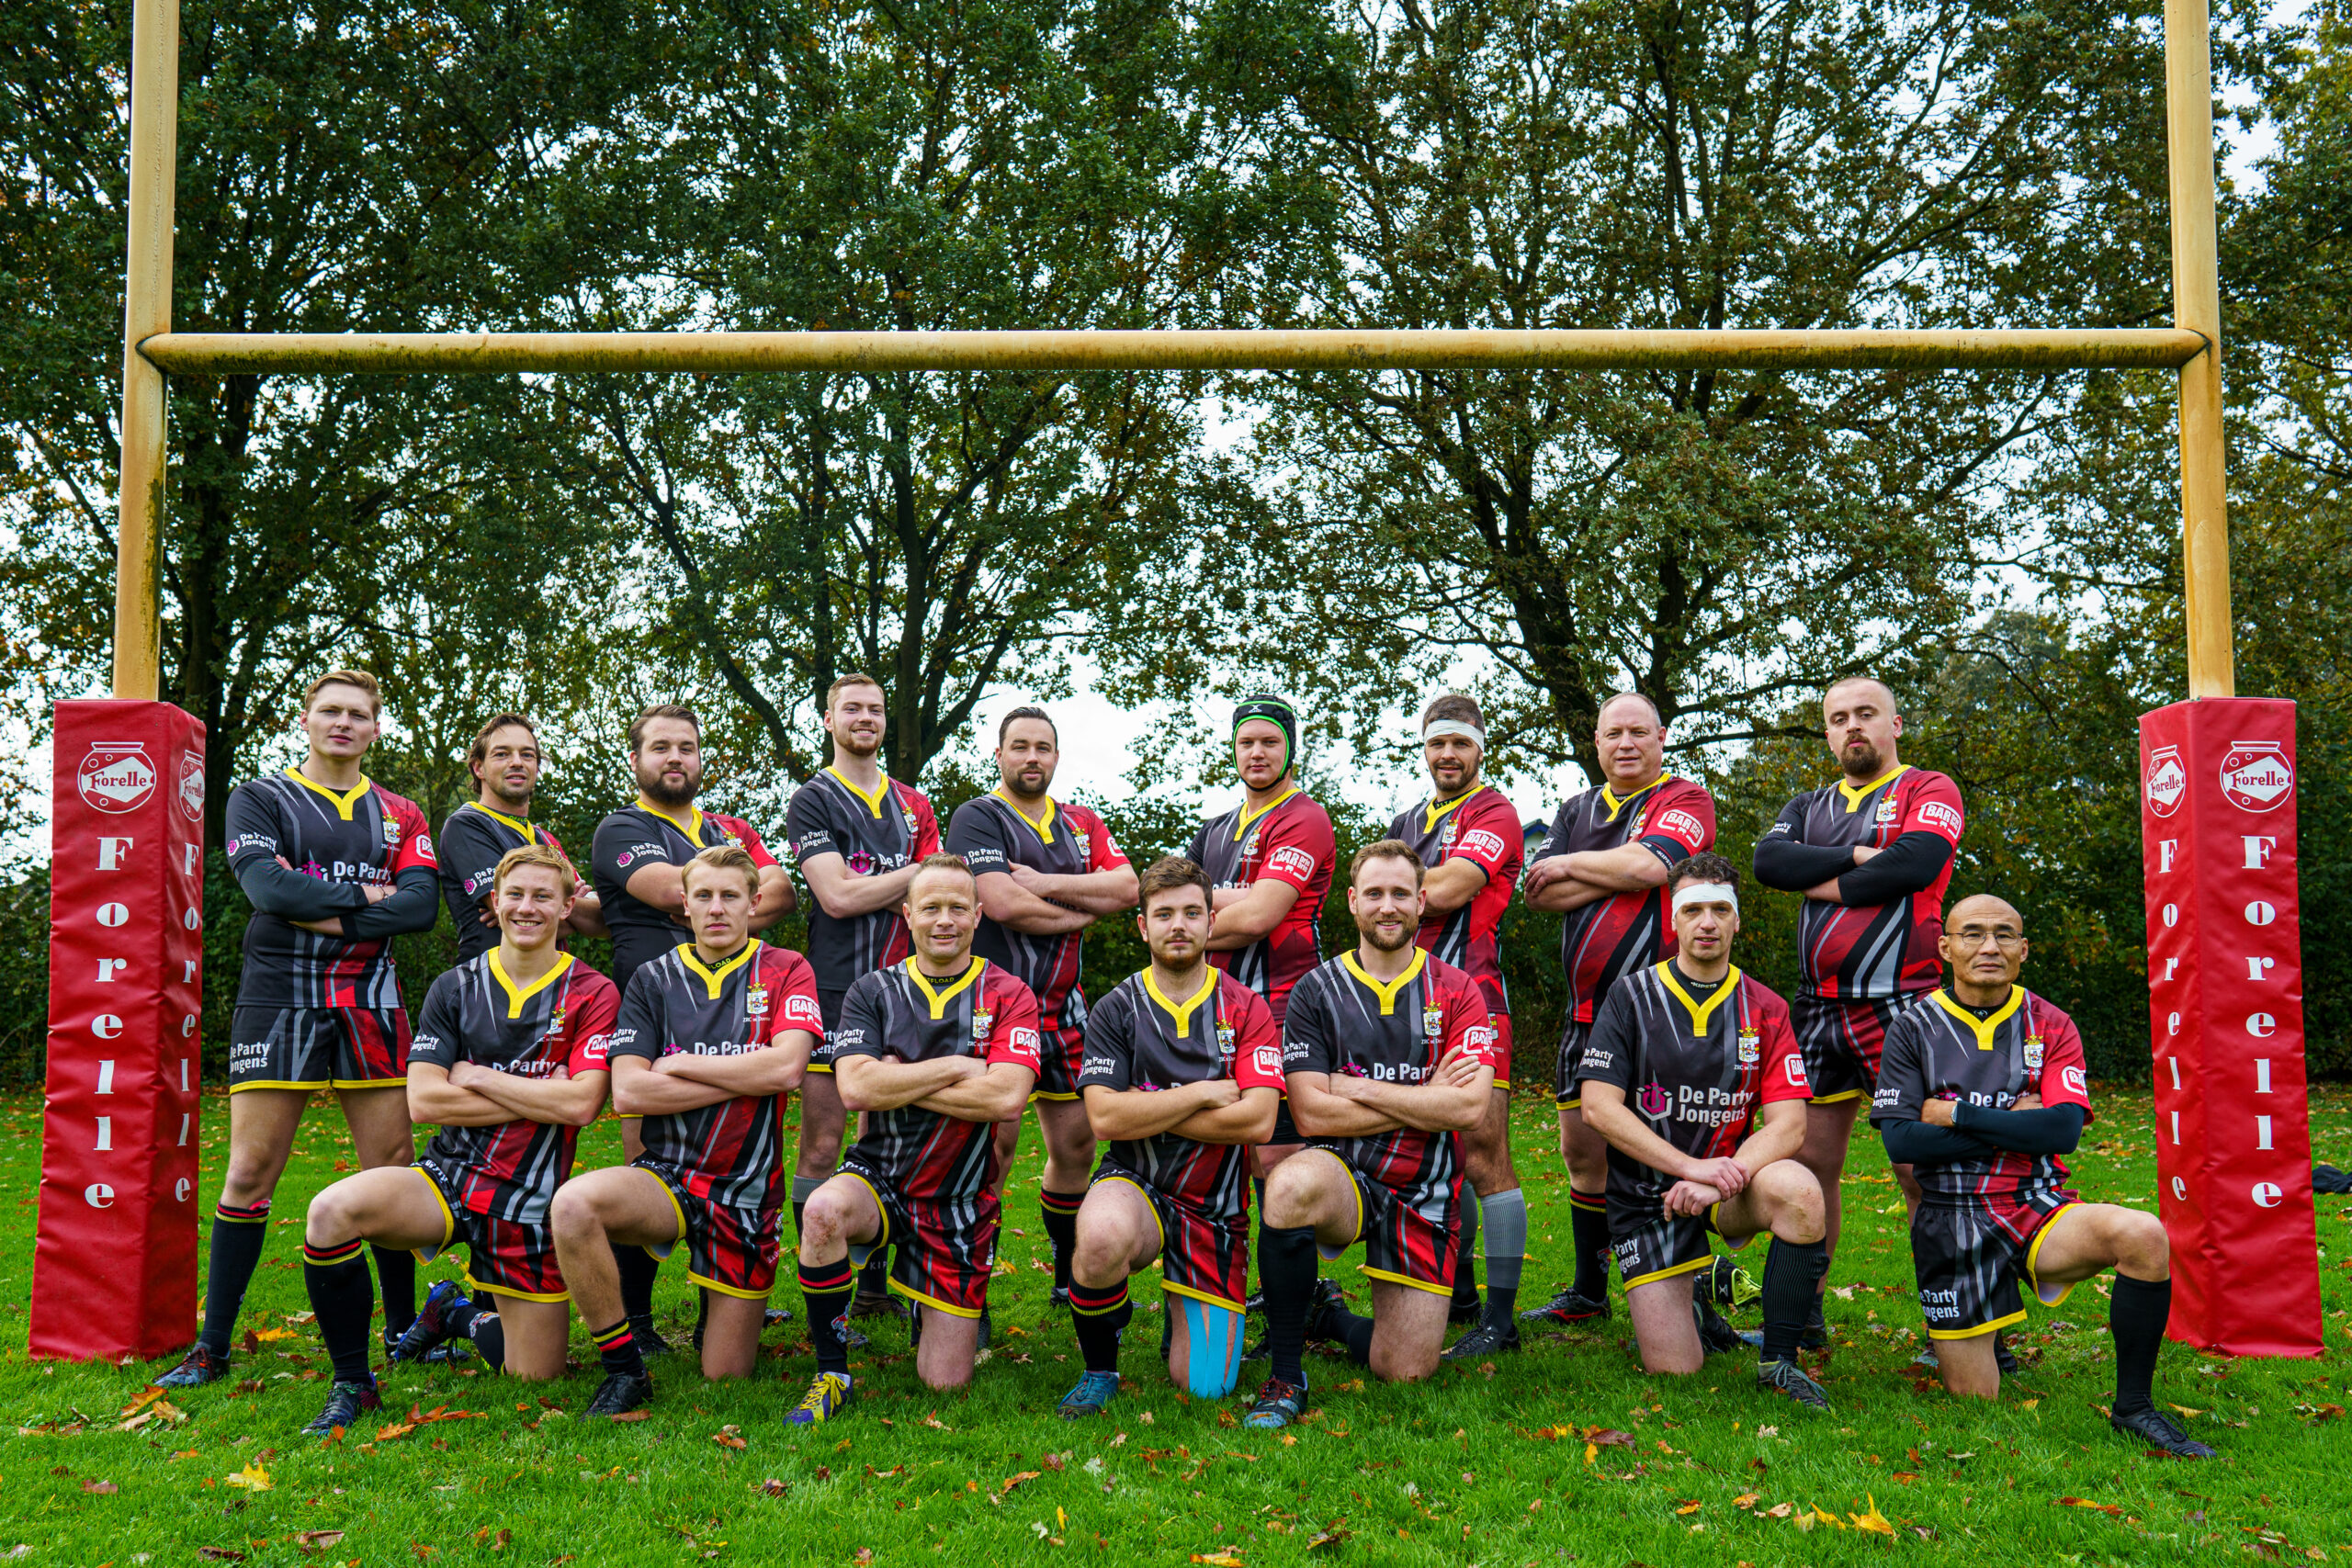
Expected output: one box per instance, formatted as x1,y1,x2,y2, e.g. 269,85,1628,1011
1080,807,1130,873
540,826,592,895
1445,790,1518,884
710,814,781,868
566,970,622,1075
387,794,437,874
1640,778,1716,861
769,948,826,1038
1439,968,1500,1073
1255,800,1334,891
983,972,1045,1074
2035,1004,2095,1123
902,785,943,857
1754,989,1813,1104
1226,982,1286,1091
1899,772,1966,846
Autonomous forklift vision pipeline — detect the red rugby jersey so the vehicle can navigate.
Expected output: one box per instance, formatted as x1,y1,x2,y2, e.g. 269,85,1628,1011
1762,766,1964,1000
1545,775,1715,1023
1187,787,1336,1026
1389,784,1522,1014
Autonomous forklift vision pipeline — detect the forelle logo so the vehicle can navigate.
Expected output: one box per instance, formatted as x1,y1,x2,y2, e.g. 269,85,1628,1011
2144,744,2187,818
2219,740,2294,814
78,743,156,814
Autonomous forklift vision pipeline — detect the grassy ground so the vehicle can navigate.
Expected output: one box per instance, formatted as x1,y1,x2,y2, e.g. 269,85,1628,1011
1,1086,2349,1566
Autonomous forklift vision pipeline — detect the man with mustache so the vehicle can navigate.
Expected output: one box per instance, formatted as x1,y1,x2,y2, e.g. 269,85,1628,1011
437,713,604,964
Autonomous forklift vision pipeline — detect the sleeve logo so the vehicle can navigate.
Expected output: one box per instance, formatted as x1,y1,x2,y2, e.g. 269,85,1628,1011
1659,809,1706,844
579,1035,611,1066
2061,1065,2087,1096
1009,1026,1043,1058
1784,1054,1807,1087
1254,1042,1283,1075
1267,844,1317,879
785,995,823,1026
1460,829,1506,861
1914,800,1963,839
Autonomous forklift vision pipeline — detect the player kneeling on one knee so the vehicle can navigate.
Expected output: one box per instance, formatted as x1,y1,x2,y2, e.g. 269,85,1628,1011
298,846,617,1436
1057,858,1283,1417
1245,840,1499,1427
792,854,1042,1422
548,846,820,1417
1871,895,2215,1458
1575,853,1834,1410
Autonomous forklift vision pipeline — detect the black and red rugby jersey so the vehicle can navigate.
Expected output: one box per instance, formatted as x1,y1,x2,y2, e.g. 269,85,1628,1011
223,770,438,1010
1870,987,2094,1207
410,953,618,1224
437,802,579,964
1186,787,1336,1026
784,767,941,994
1762,765,1964,1000
1576,963,1811,1211
591,801,779,995
1545,776,1715,1023
1077,969,1285,1219
1388,784,1522,1015
832,959,1043,1202
944,793,1129,1037
608,940,822,1213
1281,951,1497,1201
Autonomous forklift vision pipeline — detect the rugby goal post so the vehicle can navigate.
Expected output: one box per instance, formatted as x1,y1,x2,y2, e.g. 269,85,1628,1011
33,0,2317,1359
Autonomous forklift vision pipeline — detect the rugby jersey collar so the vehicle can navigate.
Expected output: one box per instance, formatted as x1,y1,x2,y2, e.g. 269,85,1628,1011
992,789,1058,844
466,800,537,839
826,765,894,818
1597,774,1666,823
1835,763,1911,814
1140,967,1218,1038
285,767,373,821
635,797,705,840
1233,784,1301,839
1340,947,1427,1016
1421,783,1487,835
1656,961,1741,1038
488,949,574,1019
1931,986,2025,1050
904,954,987,1019
678,937,761,998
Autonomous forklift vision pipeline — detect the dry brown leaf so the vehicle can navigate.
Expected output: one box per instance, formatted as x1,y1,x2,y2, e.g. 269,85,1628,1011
610,1410,653,1424
81,1480,117,1495
1732,1493,1759,1508
292,1529,345,1554
2055,1497,2123,1517
196,1550,245,1562
224,1461,272,1493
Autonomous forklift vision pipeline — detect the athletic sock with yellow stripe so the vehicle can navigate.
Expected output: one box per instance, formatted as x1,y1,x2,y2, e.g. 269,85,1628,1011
1041,1190,1086,1294
590,1318,646,1380
302,1238,379,1386
799,1258,857,1377
1068,1280,1132,1374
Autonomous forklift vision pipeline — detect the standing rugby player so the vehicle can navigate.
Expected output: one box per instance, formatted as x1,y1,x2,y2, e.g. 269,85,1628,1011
1752,678,1962,1342
591,704,794,1349
1574,854,1832,1410
548,847,821,1415
1185,696,1334,1179
163,671,442,1387
294,845,617,1431
1871,896,2215,1457
1521,694,1714,1330
1057,858,1283,1416
1246,841,1498,1428
793,855,1043,1420
1387,694,1524,1355
437,713,604,964
944,706,1136,1307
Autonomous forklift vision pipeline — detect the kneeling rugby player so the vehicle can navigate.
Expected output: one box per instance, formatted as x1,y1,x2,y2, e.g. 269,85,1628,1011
1058,857,1283,1417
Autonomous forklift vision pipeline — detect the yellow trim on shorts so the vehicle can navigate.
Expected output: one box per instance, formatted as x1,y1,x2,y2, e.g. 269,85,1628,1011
1806,1088,1866,1105
804,1062,833,1075
635,1168,689,1261
1096,1174,1166,1251
1623,1254,1717,1290
2023,1201,2081,1306
690,1270,771,1301
837,1171,892,1256
409,1167,458,1258
1361,1264,1452,1296
1162,1279,1246,1313
1557,1093,1581,1110
1704,1201,1758,1253
889,1278,984,1318
230,1078,331,1093
1928,1306,2028,1341
484,1283,572,1304
333,1076,409,1091
1030,1088,1080,1102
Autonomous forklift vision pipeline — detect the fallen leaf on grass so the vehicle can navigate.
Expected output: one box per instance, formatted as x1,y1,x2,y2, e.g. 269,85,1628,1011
1762,1503,1792,1519
922,1412,954,1431
1189,1554,1245,1567
610,1410,653,1424
196,1551,245,1562
1674,1501,1702,1517
1849,1497,1897,1536
225,1461,272,1493
1732,1493,1759,1508
1305,1520,1351,1550
249,1328,299,1343
2018,1398,2040,1410
1001,1471,1042,1494
375,1423,420,1442
472,1527,512,1551
851,1551,874,1565
753,1479,787,1496
292,1530,345,1554
80,1480,117,1495
2055,1497,2124,1517
712,1427,747,1450
119,1386,167,1416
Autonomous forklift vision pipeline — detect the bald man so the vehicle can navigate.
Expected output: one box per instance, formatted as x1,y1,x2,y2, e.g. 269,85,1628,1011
1869,896,2213,1458
1750,677,1963,1344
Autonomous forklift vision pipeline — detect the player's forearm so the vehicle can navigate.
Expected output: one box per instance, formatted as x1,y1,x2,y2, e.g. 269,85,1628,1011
837,1057,973,1112
469,1073,607,1128
756,869,797,919
1582,1098,1703,1179
998,903,1095,934
662,1047,806,1097
346,868,441,939
1023,869,1136,915
1354,1077,1489,1134
1751,835,1855,892
1878,1119,1998,1165
566,895,608,938
1951,1100,2085,1156
915,1068,1033,1122
1169,1098,1280,1145
1564,846,1668,893
611,1065,736,1115
809,863,919,919
1527,876,1611,913
406,1080,514,1127
1733,1122,1804,1174
1286,1083,1402,1138
1419,863,1487,915
1083,1084,1216,1140
1204,880,1297,946
234,857,368,919
1833,832,1955,905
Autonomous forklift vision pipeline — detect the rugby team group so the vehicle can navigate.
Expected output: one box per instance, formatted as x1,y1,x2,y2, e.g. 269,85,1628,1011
149,668,2216,1458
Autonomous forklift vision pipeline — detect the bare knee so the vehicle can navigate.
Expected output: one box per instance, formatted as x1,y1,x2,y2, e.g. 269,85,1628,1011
303,1186,360,1247
1761,1165,1825,1245
1639,1345,1702,1376
2116,1211,2170,1279
798,1190,853,1252
796,1121,843,1175
1070,1224,1130,1288
1371,1344,1439,1383
548,1185,602,1245
1261,1165,1318,1229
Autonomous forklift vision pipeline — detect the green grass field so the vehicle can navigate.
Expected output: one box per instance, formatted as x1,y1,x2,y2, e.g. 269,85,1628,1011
2,1086,2348,1565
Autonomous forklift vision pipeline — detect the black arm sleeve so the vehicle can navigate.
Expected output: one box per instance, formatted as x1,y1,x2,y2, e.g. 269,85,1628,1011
1951,1100,2086,1156
1832,829,1956,906
345,867,443,940
231,853,369,919
1750,798,1854,890
1881,1120,2001,1165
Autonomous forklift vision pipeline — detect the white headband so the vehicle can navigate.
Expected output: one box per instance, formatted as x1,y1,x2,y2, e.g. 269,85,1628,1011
1422,719,1486,747
1672,882,1739,914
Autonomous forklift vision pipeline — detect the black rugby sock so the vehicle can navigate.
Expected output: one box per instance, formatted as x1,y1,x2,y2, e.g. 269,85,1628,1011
303,1239,379,1386
1258,1224,1318,1388
615,1244,662,1330
1041,1190,1086,1293
371,1245,416,1338
1760,1236,1828,1363
1567,1189,1610,1302
1329,1305,1374,1366
198,1200,271,1355
799,1257,857,1377
1451,1199,1480,1311
590,1318,646,1380
1069,1280,1132,1374
467,1312,506,1371
2109,1274,2171,1417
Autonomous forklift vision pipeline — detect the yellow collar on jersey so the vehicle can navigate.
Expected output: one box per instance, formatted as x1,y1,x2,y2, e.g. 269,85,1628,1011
904,955,987,1020
827,765,894,818
467,800,537,840
489,950,574,1019
678,938,761,999
1656,961,1741,1038
1141,967,1218,1038
636,797,706,840
1234,784,1301,839
286,767,372,821
994,789,1058,844
1598,775,1665,823
1835,763,1911,814
1340,948,1427,1016
1421,784,1487,836
1931,987,2025,1051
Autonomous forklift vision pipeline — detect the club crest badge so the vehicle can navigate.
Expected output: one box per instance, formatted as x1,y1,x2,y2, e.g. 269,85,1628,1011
2144,743,2187,818
1216,1019,1237,1064
546,1006,566,1034
1423,1004,1445,1047
2023,1034,2044,1070
747,985,770,1017
1875,796,1901,824
1439,820,1458,851
972,1008,993,1043
2219,740,2294,814
1737,1027,1761,1066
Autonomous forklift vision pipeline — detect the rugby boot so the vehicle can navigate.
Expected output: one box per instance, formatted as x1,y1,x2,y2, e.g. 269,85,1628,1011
390,1280,468,1363
630,1315,676,1357
1057,1370,1121,1419
302,1378,382,1437
585,1369,655,1417
1695,1295,1752,1355
786,1371,853,1426
1797,1297,1828,1350
1441,1318,1522,1361
157,1343,231,1389
1758,1356,1832,1411
1519,1287,1610,1327
764,1306,795,1327
2111,1405,2219,1459
1242,1376,1308,1430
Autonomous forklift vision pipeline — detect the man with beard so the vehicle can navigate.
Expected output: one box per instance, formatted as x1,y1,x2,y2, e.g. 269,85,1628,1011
1752,678,1963,1346
438,714,605,964
785,675,941,1314
1387,694,1524,1357
591,704,795,1351
1520,694,1715,1331
944,706,1137,1311
1244,840,1497,1429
